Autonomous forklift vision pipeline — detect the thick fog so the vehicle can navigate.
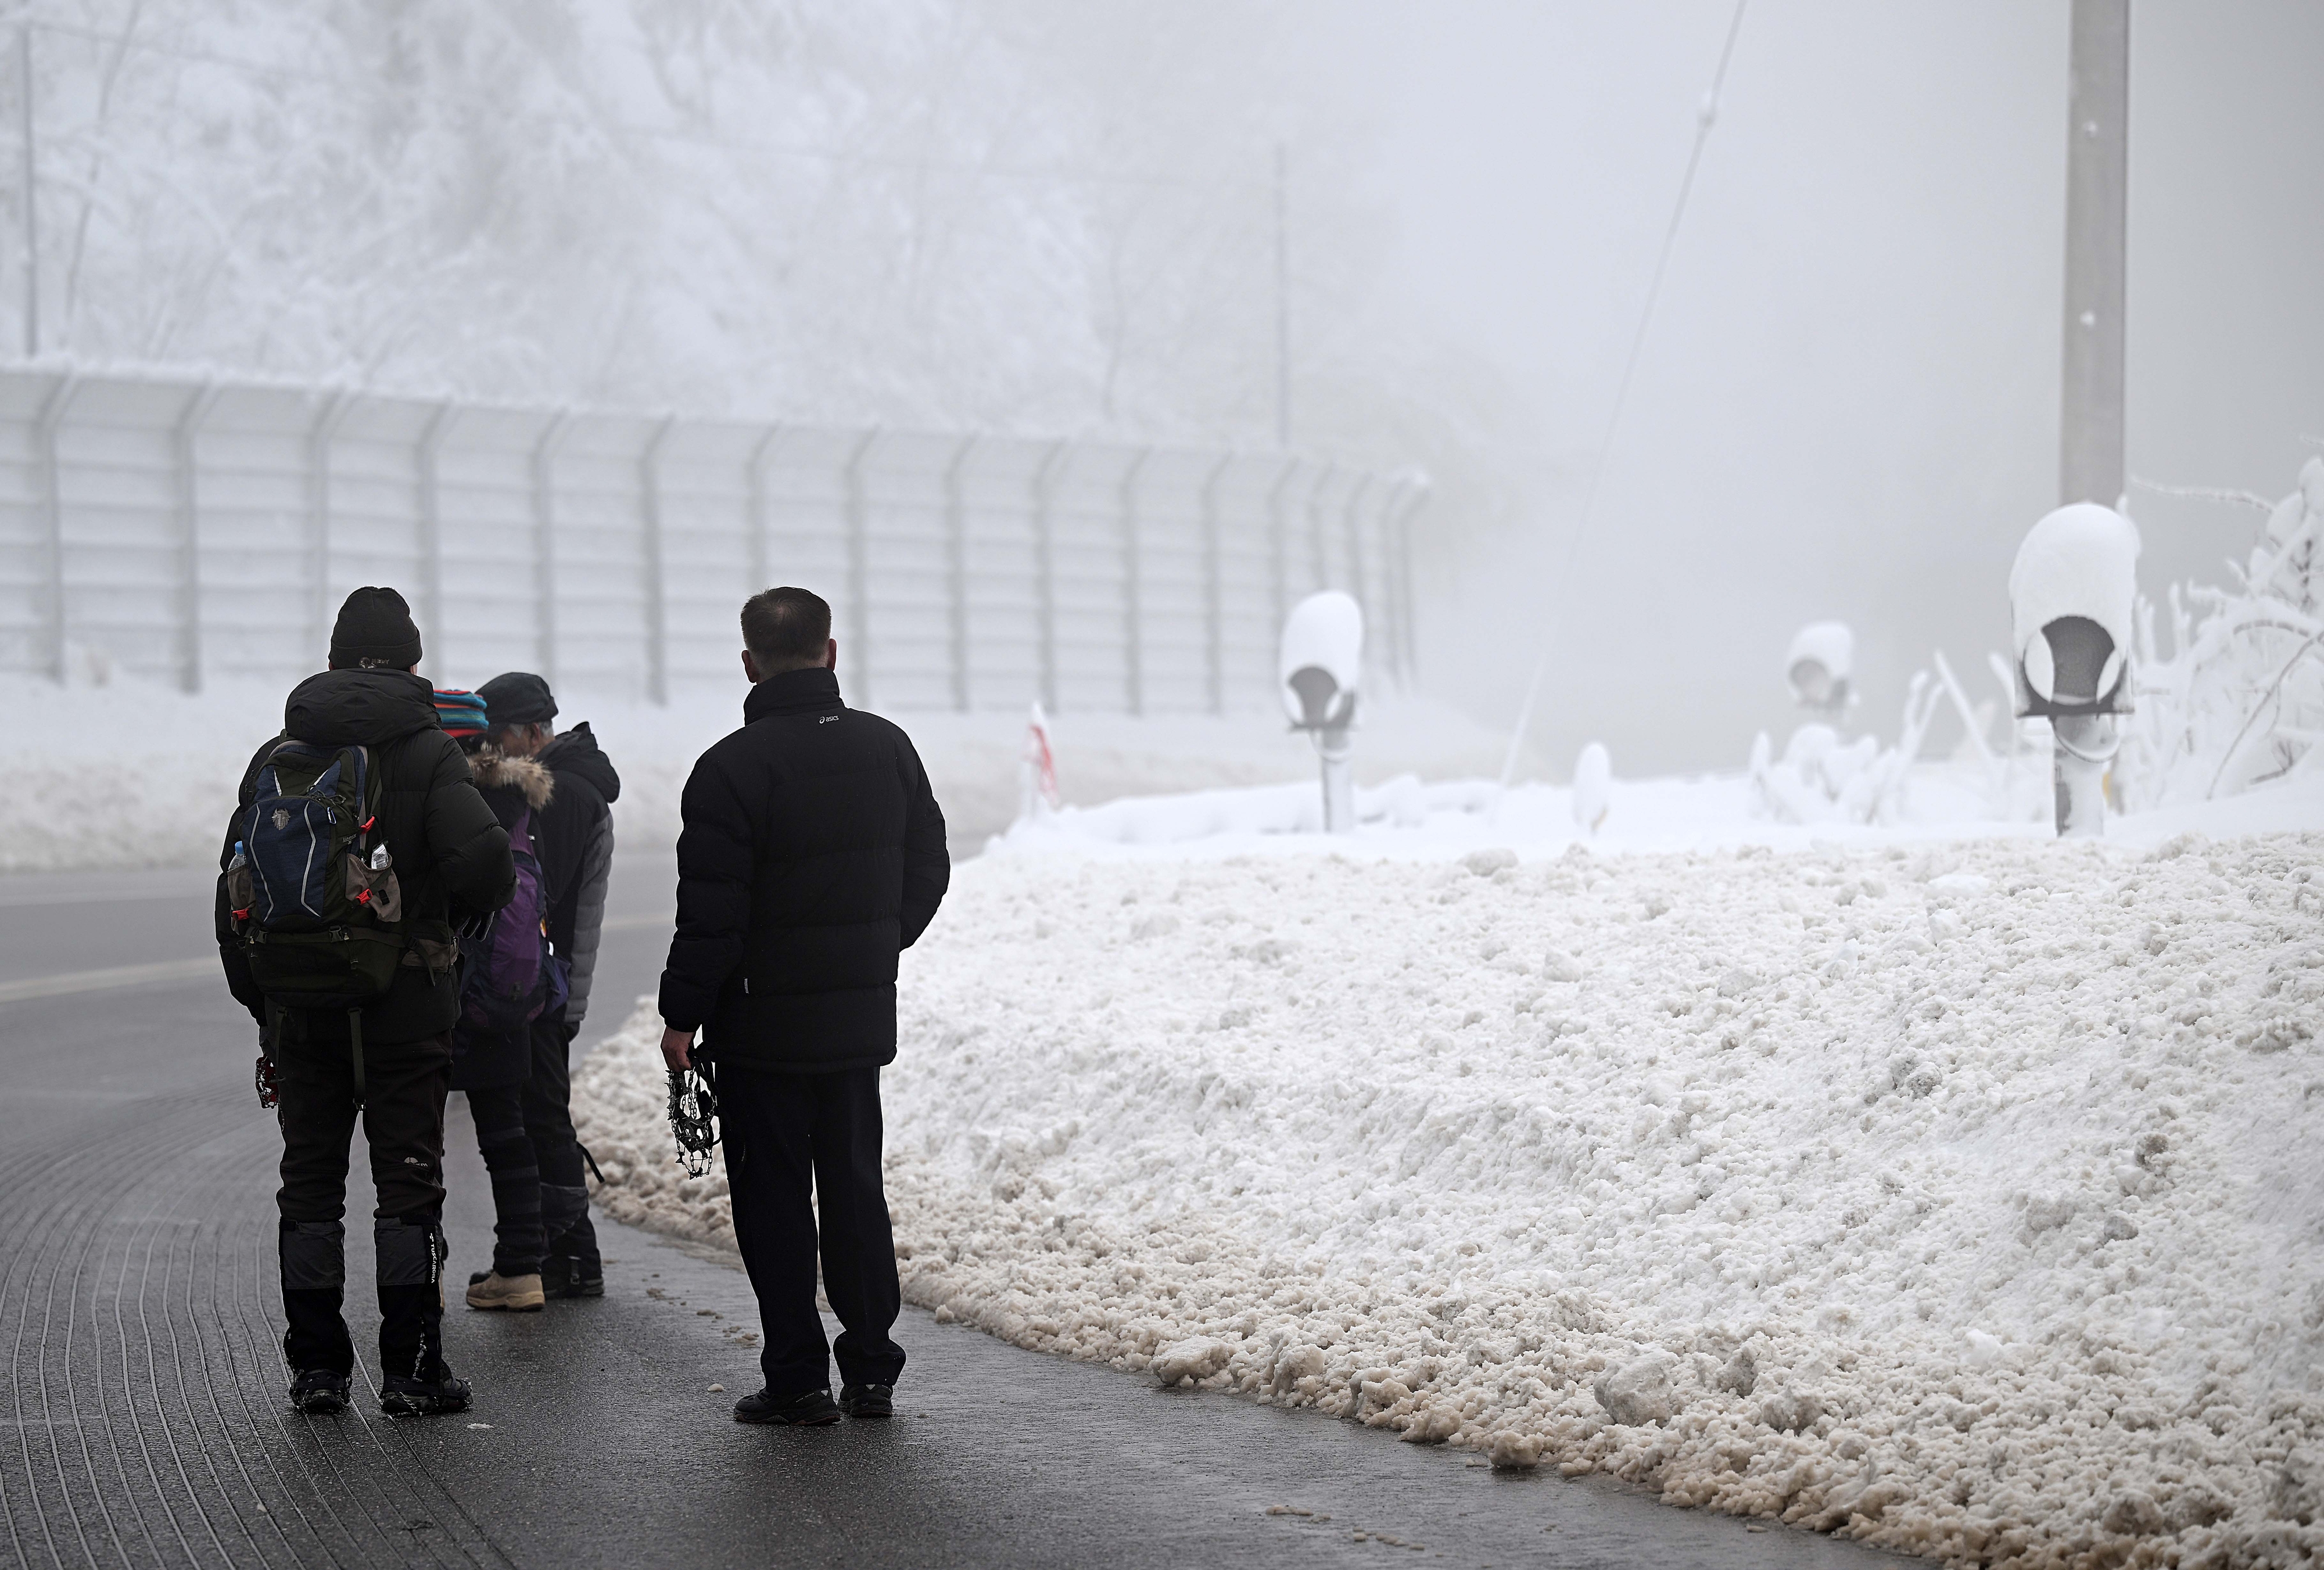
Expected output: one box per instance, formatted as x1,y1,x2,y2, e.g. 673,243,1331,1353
16,0,2319,775
1333,0,2324,774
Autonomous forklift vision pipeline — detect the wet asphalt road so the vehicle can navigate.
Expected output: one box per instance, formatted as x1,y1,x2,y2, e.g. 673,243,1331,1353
0,858,1911,1569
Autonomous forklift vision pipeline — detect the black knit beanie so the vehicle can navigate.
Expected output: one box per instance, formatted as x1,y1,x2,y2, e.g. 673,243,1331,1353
478,671,557,726
329,586,423,669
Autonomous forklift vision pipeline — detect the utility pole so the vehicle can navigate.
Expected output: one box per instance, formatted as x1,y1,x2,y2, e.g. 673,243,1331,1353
1272,141,1290,450
2060,0,2128,506
17,23,35,357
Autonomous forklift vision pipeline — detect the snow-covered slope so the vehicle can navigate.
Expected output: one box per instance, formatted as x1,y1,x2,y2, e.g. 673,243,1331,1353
576,828,2324,1568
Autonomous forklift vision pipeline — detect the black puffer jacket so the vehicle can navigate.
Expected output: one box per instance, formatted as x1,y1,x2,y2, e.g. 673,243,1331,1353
658,667,949,1070
535,722,619,1027
216,669,514,1046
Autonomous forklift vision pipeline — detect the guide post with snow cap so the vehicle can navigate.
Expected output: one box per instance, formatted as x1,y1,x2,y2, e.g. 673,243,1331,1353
2009,502,2140,838
1278,591,1364,834
1784,621,1857,717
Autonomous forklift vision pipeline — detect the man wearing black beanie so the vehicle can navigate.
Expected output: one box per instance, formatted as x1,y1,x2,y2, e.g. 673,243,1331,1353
215,586,515,1417
328,585,426,670
475,669,622,1299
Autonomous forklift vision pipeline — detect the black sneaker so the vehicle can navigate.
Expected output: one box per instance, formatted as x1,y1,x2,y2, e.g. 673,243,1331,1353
733,1387,841,1426
289,1368,350,1415
379,1366,473,1417
541,1254,605,1300
839,1383,894,1419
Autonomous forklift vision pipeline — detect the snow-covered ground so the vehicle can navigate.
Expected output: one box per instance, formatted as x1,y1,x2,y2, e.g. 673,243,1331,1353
987,763,2322,861
0,672,1509,872
576,812,2324,1569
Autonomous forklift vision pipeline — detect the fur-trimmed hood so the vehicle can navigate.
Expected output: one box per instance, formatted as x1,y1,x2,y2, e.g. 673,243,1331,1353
469,747,555,810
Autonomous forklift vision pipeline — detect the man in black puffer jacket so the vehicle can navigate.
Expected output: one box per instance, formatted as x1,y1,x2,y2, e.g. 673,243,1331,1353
658,585,949,1427
216,587,514,1417
476,670,621,1298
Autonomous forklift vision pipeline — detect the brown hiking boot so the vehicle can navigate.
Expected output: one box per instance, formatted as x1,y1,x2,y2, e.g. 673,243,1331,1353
464,1270,545,1312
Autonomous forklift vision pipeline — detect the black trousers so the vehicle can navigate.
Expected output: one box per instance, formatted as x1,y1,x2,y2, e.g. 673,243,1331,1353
466,1083,543,1276
273,1026,451,1377
719,1065,905,1394
521,1015,597,1263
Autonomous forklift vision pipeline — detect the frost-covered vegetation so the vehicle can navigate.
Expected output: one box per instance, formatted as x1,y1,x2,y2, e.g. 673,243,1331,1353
2122,458,2324,809
10,0,1469,459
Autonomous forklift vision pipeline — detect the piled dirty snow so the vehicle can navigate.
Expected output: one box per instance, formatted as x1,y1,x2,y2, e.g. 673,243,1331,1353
576,829,2324,1567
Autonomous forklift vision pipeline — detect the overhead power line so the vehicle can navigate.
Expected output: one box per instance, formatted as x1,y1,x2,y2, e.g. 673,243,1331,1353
1499,0,1750,788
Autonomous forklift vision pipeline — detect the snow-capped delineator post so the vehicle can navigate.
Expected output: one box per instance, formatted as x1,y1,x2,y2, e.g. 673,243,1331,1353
2010,502,2140,837
1783,621,1855,717
1570,741,1611,835
1278,590,1362,833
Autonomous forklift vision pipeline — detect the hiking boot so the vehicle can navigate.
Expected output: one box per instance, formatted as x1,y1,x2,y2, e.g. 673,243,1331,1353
733,1387,841,1426
379,1364,472,1417
540,1253,604,1300
465,1270,545,1312
289,1368,350,1415
839,1383,894,1419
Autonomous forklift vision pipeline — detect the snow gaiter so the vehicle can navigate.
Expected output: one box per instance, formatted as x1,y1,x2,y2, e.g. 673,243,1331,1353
279,1219,352,1374
374,1216,445,1378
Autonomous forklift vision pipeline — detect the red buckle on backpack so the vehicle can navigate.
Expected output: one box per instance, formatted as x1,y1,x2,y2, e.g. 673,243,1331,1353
354,888,373,905
360,815,375,832
232,907,252,921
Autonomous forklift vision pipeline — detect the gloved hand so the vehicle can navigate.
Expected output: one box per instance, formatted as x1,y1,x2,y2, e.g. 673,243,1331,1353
255,1026,282,1109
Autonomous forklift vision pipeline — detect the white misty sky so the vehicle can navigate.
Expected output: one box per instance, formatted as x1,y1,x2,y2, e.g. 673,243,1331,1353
1304,0,2324,775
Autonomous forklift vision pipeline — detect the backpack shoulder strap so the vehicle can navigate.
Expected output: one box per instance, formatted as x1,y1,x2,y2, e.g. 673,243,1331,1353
347,744,380,827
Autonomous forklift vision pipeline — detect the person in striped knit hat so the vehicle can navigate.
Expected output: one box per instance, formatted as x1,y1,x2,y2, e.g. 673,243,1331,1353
432,688,489,743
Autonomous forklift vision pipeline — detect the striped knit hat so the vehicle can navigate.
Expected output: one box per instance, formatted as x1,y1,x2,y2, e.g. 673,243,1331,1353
432,688,488,739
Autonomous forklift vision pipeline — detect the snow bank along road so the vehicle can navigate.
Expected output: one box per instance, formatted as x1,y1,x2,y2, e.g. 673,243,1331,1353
578,829,2324,1569
2,863,1908,1568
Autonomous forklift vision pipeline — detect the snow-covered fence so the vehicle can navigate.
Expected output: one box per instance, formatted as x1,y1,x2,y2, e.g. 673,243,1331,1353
0,367,1424,710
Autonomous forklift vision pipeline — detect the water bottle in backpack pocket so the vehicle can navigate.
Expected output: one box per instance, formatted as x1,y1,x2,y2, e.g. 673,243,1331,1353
233,741,407,1009
460,804,566,1032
